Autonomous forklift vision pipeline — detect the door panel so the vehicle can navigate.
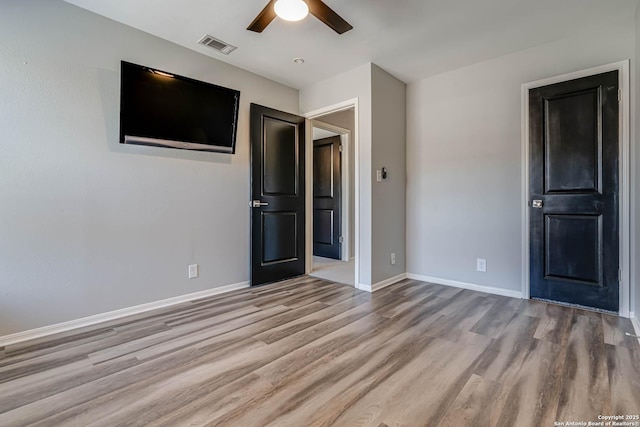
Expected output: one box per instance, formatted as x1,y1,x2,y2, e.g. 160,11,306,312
251,104,305,286
544,214,602,285
262,212,298,264
314,210,334,245
313,136,341,260
544,90,600,193
263,118,298,196
314,143,334,197
529,71,619,312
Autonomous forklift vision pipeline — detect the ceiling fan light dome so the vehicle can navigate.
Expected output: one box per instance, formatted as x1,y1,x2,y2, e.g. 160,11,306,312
274,0,309,22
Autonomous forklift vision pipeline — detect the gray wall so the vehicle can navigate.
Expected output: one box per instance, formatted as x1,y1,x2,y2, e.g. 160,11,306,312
300,64,407,287
316,109,356,258
300,64,373,286
371,66,407,284
0,0,298,335
406,18,636,295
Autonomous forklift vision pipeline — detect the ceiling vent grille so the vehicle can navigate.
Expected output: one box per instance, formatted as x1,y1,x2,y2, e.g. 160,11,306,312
198,34,237,55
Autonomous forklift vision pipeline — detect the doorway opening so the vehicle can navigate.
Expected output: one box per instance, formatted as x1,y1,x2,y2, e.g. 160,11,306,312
304,102,358,287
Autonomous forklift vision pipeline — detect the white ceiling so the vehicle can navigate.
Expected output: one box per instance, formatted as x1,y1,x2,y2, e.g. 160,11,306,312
313,127,340,140
64,0,638,89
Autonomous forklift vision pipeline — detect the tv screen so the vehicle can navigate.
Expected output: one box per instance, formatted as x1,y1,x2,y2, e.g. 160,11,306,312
120,61,240,153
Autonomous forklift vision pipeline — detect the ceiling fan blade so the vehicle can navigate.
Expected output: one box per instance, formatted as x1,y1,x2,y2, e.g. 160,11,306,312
247,0,277,33
307,0,353,34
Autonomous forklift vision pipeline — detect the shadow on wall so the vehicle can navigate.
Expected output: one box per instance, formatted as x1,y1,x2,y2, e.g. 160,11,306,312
97,68,232,165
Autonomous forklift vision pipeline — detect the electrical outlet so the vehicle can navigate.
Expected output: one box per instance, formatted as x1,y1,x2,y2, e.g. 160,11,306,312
188,264,198,279
477,258,487,272
391,253,396,265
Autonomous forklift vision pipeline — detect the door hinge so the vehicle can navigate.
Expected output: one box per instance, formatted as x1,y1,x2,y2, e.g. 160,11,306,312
339,145,343,152
618,89,621,102
339,236,344,244
619,269,622,283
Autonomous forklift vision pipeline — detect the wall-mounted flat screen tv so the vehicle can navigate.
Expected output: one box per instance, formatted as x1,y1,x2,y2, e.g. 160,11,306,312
120,61,240,154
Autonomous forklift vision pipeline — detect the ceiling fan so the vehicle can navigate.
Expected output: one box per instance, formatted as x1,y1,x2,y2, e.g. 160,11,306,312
247,0,353,35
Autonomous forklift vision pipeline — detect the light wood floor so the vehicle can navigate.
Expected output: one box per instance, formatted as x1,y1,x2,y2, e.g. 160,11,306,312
0,277,639,426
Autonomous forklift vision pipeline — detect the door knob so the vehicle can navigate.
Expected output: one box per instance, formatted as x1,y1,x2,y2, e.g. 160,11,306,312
532,200,543,208
251,200,269,208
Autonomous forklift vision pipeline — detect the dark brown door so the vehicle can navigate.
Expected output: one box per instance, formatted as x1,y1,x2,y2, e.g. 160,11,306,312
313,136,342,260
529,71,619,312
250,104,305,286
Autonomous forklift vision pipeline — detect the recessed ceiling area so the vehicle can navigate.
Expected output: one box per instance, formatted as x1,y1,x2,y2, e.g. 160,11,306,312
63,0,638,89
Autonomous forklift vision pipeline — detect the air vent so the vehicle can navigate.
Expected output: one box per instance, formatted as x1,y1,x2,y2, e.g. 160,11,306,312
198,34,237,55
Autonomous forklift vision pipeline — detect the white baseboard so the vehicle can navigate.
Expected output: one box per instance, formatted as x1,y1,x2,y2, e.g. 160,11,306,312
357,273,407,293
0,281,250,347
356,284,372,292
406,273,523,299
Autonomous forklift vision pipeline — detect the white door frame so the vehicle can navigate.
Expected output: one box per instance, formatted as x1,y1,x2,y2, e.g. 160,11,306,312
311,119,352,262
304,98,359,288
521,60,631,317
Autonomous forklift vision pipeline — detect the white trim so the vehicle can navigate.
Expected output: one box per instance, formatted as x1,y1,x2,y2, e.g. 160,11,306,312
304,98,360,289
630,313,640,345
358,273,407,293
310,119,352,262
356,284,372,292
341,133,350,262
407,273,524,299
521,60,631,317
0,281,250,347
304,99,358,118
521,81,531,301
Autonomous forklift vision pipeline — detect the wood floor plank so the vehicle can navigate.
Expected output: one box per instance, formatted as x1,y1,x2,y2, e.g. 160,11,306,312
602,313,640,348
206,317,399,426
254,296,442,390
473,314,540,383
605,343,640,415
219,299,447,426
489,338,565,427
438,374,499,427
0,357,141,415
111,312,391,426
519,299,576,345
470,297,522,338
87,305,262,364
253,293,372,345
0,276,638,427
14,340,268,427
149,374,277,427
265,333,440,427
332,337,482,427
555,314,611,420
318,286,368,305
428,292,497,348
169,296,445,426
